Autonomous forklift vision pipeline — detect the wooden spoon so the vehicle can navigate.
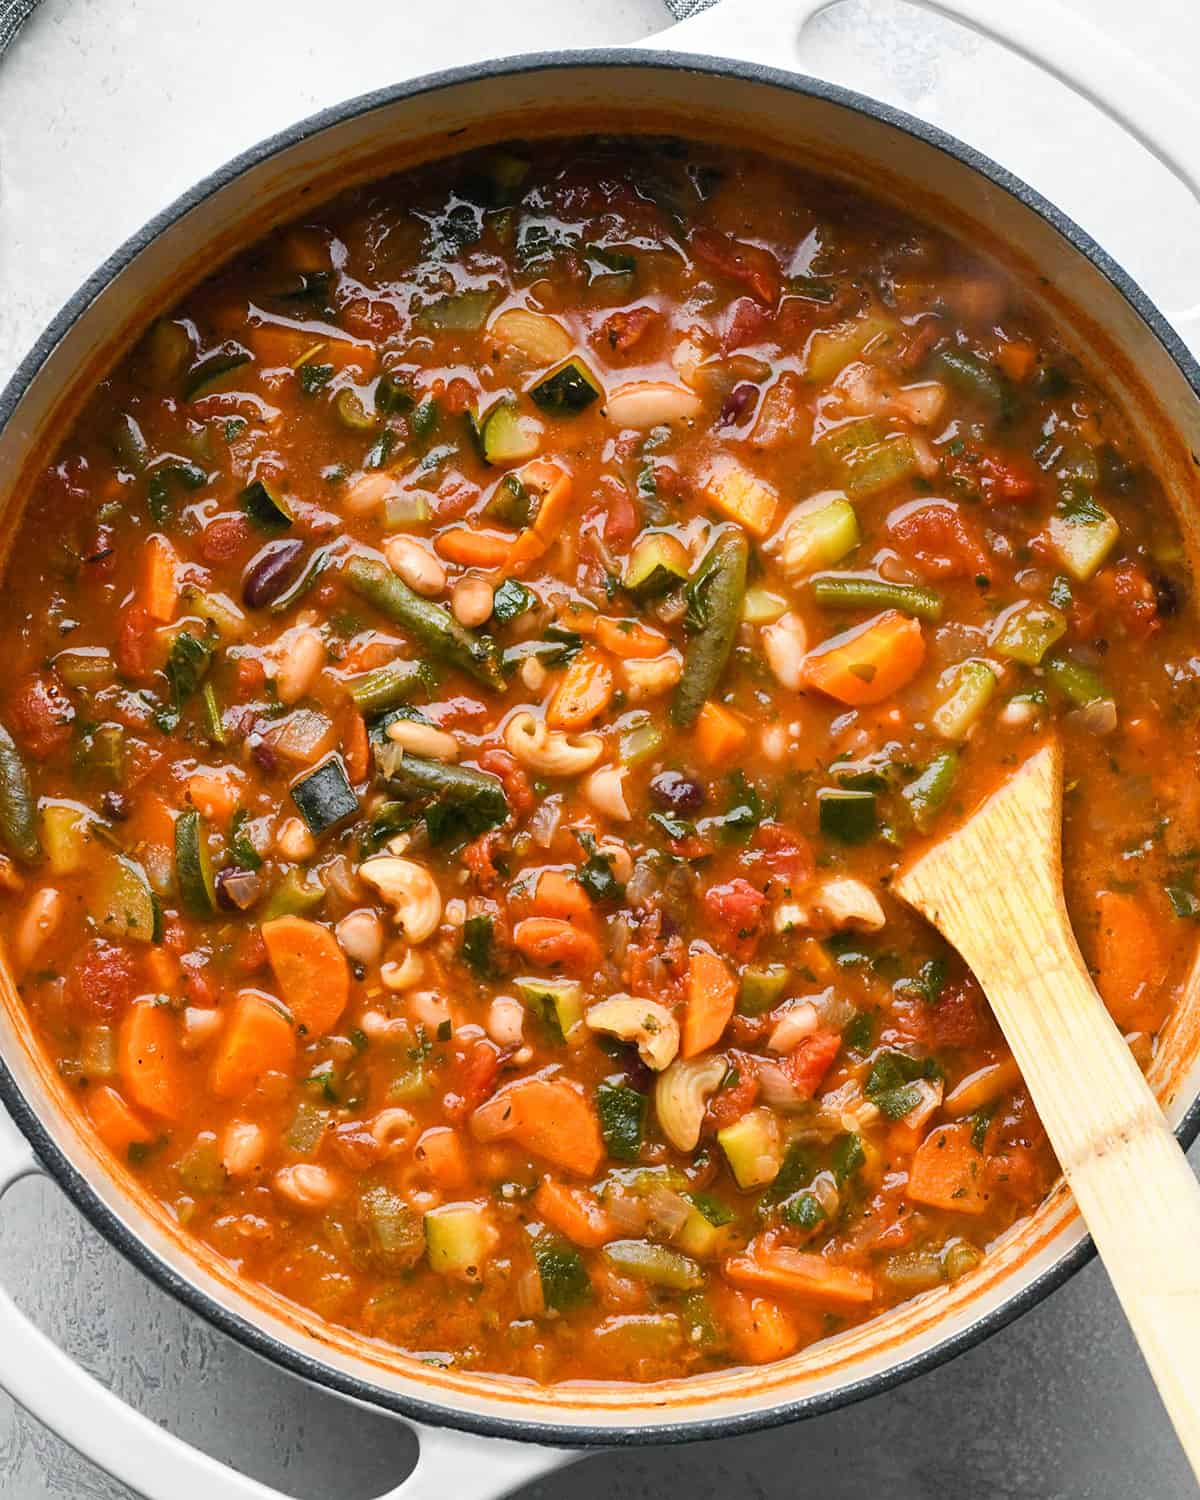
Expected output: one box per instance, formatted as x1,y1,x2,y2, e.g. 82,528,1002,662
894,738,1200,1482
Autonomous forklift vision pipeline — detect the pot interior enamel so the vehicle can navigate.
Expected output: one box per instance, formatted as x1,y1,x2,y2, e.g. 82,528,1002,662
3,54,1200,1443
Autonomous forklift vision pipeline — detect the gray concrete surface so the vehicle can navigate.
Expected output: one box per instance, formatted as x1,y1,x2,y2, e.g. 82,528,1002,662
2,0,1199,1495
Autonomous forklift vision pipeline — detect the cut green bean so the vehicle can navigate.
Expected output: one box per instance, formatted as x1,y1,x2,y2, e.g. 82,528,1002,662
672,527,749,728
902,750,959,831
1044,653,1106,706
810,574,943,623
0,724,40,865
347,660,432,716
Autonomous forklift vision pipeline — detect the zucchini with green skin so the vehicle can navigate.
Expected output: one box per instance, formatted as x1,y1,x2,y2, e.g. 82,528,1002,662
175,809,217,916
516,977,584,1042
474,400,540,466
818,788,877,843
672,527,749,728
624,532,690,599
239,479,293,532
0,725,40,865
902,750,959,831
991,601,1067,665
810,574,943,623
780,496,860,579
529,356,602,414
291,756,359,835
414,288,500,333
930,348,1012,420
345,557,504,692
95,851,161,944
596,1080,646,1162
602,1239,703,1291
1044,653,1106,706
184,343,252,400
533,1237,591,1311
738,963,789,1017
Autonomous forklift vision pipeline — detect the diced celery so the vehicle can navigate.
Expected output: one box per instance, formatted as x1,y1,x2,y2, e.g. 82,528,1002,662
990,601,1067,665
902,751,959,831
384,492,434,530
53,647,115,690
841,436,922,497
415,287,500,333
932,660,998,740
1047,493,1120,581
261,867,325,921
1044,653,1106,706
285,1099,330,1155
618,714,666,767
601,1239,703,1290
718,1108,782,1189
515,977,584,1043
81,1024,117,1080
41,801,94,876
425,1202,493,1277
741,587,789,625
805,312,898,384
177,1136,226,1195
388,1061,432,1100
361,1185,425,1271
738,963,790,1017
780,495,860,581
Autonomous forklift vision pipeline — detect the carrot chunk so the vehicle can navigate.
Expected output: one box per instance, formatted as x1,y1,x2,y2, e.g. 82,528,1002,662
507,462,573,574
1092,890,1169,1033
186,770,239,827
594,617,669,660
531,868,596,929
88,1083,154,1157
719,1289,801,1364
260,915,349,1037
414,1126,471,1190
906,1122,988,1214
682,944,738,1058
545,647,614,730
138,535,180,624
471,1075,604,1176
434,528,513,569
210,990,297,1099
118,1001,183,1121
512,916,601,974
695,701,748,765
724,1245,876,1305
533,1178,615,1248
801,610,925,706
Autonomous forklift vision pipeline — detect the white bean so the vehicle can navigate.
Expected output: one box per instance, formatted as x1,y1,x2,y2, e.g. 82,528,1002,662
451,576,495,628
336,909,384,966
486,995,525,1047
222,1120,266,1177
273,1163,343,1210
385,717,459,762
384,536,446,597
268,625,325,704
274,816,315,862
15,886,62,972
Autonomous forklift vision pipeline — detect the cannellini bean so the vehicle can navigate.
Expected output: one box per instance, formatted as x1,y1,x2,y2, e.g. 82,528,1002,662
520,657,548,693
266,625,325,704
335,909,384,966
582,764,631,822
15,886,62,971
620,652,683,701
381,947,424,991
486,995,525,1047
451,576,495,628
504,711,603,776
370,1107,416,1155
359,856,443,942
761,724,789,762
385,717,459,762
384,536,446,597
768,1000,820,1053
407,990,452,1032
273,1164,343,1210
274,816,315,861
597,838,633,885
222,1120,266,1177
763,613,808,692
773,902,811,934
180,1006,223,1052
815,877,886,932
343,471,397,516
603,380,701,429
999,698,1037,729
359,1008,411,1043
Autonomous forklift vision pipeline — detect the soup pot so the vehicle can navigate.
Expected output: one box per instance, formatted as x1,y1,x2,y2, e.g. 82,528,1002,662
1,2,1199,1496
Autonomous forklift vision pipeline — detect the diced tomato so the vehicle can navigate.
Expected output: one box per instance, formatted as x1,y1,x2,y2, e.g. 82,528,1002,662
200,514,251,564
1106,560,1160,639
115,603,155,680
703,878,767,961
979,450,1039,502
441,376,477,415
984,1144,1047,1205
180,952,218,1008
745,823,815,885
601,306,658,354
707,1063,760,1131
920,973,996,1050
898,316,944,371
10,672,75,759
603,487,640,549
68,939,138,1020
463,830,504,892
444,1037,502,1123
337,296,399,342
691,228,782,305
889,501,989,581
478,746,533,817
780,1030,841,1098
722,296,773,352
331,1122,382,1171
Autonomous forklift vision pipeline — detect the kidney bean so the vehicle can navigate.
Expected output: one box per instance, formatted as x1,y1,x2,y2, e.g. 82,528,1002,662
242,540,305,608
719,382,759,426
650,770,705,814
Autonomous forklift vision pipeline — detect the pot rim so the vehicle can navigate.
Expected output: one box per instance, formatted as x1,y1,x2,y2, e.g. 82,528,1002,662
2,45,1199,1449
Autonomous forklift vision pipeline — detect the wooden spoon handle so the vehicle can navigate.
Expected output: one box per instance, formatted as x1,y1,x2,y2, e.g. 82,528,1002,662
895,743,1200,1481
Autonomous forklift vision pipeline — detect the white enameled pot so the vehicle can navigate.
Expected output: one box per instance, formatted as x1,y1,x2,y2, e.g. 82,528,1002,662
1,3,1199,1497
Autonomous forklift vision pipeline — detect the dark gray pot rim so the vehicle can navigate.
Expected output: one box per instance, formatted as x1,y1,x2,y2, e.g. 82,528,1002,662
1,46,1198,1451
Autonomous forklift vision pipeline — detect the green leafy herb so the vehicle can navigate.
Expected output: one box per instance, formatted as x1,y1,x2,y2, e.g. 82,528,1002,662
832,1131,866,1186
719,771,764,844
596,1080,646,1162
230,809,262,871
461,914,496,977
532,1236,591,1311
154,631,213,732
576,830,625,903
782,1191,827,1230
843,1010,875,1052
492,578,535,623
299,362,334,395
146,460,206,526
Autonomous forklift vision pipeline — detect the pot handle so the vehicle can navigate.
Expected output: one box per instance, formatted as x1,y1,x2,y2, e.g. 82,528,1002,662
0,1115,572,1500
652,0,1200,203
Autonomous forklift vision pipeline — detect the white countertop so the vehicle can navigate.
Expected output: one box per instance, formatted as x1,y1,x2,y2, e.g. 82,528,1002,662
2,2,1199,1497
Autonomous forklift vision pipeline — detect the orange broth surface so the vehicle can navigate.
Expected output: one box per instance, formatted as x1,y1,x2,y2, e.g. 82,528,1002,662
0,136,1196,1384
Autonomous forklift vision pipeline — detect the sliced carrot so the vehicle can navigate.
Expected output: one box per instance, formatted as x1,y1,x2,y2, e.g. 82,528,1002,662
471,1075,605,1176
342,709,370,785
695,701,748,765
434,527,513,569
906,1122,987,1214
88,1083,154,1157
545,647,614,730
682,944,738,1058
718,1289,801,1364
143,947,180,994
138,534,179,624
512,916,601,975
1092,889,1169,1033
595,617,669,660
533,1177,615,1248
532,869,595,927
260,915,349,1037
558,601,599,637
801,611,925,706
210,990,296,1099
414,1126,470,1190
118,1001,183,1121
246,323,307,367
995,338,1037,382
324,339,378,377
724,1246,877,1305
186,770,239,827
507,462,573,574
705,459,778,539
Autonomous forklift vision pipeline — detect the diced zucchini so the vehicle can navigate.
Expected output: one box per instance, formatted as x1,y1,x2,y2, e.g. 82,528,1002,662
676,1193,736,1258
94,851,161,944
175,809,217,917
931,660,997,740
780,495,860,581
601,1239,703,1291
415,287,500,333
475,399,541,466
805,312,897,383
990,601,1067,665
183,588,249,642
741,587,789,625
930,348,1011,419
532,1235,591,1311
361,1185,425,1271
185,343,251,399
388,1060,432,1100
818,787,877,844
618,715,666,767
146,319,193,384
425,1203,494,1278
41,801,94,876
239,479,293,532
624,532,690,599
515,977,584,1043
816,421,921,497
718,1107,782,1189
177,1137,227,1195
482,473,535,529
74,724,125,783
902,750,959,832
1047,492,1120,581
384,492,434,530
738,963,790,1017
1043,653,1106,706
596,1080,646,1162
291,756,359,835
529,357,602,414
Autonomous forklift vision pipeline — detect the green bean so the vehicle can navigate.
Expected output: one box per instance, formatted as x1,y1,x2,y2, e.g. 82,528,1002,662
902,750,959,832
375,746,508,846
931,348,1012,421
344,557,504,692
1043,653,1106,706
672,527,749,728
347,660,432,716
0,725,40,865
810,574,943,622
